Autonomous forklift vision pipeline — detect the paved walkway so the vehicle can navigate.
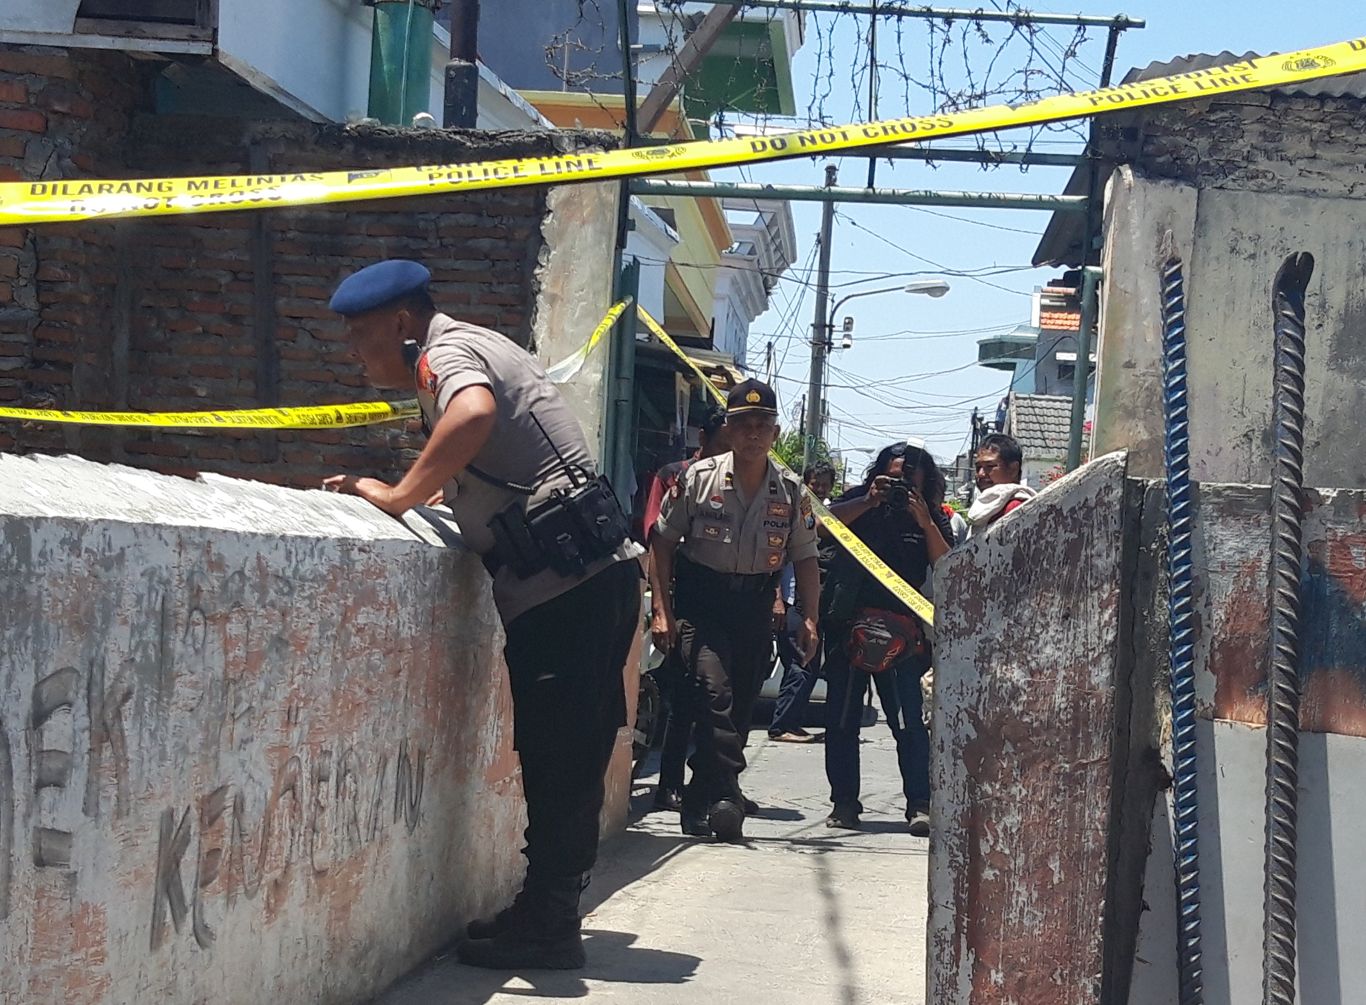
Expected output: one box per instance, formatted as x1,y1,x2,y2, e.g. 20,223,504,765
376,725,928,1005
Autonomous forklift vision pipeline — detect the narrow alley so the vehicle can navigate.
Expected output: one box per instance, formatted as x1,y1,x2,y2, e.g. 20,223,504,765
378,729,929,1005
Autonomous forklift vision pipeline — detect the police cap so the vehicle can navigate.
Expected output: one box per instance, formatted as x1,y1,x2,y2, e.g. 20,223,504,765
726,378,778,417
329,259,431,317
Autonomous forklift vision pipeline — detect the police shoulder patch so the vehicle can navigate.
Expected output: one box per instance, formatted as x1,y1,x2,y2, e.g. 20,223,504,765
415,352,438,395
691,455,721,476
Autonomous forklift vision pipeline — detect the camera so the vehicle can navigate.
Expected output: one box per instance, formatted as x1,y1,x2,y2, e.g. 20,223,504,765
884,476,913,513
881,438,926,514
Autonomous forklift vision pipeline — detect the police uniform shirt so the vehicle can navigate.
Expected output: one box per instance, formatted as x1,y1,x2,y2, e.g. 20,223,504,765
414,313,641,624
654,452,819,574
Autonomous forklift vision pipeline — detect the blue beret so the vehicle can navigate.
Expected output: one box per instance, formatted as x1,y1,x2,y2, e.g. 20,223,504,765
329,259,431,316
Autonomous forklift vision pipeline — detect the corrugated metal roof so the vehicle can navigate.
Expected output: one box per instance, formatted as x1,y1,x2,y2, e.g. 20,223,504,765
1007,393,1074,455
1123,51,1366,99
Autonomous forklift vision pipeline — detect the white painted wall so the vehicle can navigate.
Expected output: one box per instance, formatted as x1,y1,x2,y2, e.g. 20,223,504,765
221,0,543,127
218,0,373,122
625,206,679,325
1130,721,1366,1005
0,0,82,34
1095,168,1366,488
1021,454,1065,488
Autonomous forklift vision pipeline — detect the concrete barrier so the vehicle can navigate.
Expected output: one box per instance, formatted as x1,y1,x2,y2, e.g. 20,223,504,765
0,452,636,1004
1127,483,1366,1005
929,452,1143,1005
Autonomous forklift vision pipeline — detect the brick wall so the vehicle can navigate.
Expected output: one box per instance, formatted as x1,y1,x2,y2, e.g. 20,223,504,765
1097,90,1366,197
0,43,613,488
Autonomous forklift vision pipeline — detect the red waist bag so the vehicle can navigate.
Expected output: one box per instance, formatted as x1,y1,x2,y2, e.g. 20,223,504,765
845,607,925,674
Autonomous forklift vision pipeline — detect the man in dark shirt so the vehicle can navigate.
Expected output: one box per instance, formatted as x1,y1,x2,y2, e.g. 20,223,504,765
820,439,953,836
641,407,728,549
768,462,837,742
641,406,729,811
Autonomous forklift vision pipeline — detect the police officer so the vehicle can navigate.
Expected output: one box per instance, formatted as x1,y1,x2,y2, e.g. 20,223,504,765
649,378,820,842
322,260,642,971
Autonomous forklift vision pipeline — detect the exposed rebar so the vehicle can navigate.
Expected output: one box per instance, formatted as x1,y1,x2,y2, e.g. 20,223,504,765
1160,255,1203,1005
1262,251,1313,1005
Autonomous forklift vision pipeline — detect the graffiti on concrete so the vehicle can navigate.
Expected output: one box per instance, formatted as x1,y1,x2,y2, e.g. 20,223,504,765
150,739,427,952
31,667,83,869
0,560,434,953
86,660,134,822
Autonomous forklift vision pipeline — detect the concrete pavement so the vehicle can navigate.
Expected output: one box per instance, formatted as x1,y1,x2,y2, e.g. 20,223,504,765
375,724,928,1005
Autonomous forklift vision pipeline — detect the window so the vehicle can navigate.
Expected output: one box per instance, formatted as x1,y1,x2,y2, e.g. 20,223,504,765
78,0,202,23
75,0,215,40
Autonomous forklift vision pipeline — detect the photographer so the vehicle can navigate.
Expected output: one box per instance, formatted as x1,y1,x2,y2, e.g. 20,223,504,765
820,439,953,836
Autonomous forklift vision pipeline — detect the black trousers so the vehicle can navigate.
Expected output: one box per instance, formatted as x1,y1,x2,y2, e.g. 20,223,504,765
823,630,931,814
676,589,773,811
657,647,693,793
503,558,642,883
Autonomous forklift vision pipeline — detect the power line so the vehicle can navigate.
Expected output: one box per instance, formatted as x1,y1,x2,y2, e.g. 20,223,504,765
899,203,1050,237
835,212,1035,297
852,321,1018,342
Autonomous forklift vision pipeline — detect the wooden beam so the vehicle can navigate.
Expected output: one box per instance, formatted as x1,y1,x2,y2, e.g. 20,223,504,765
636,5,739,135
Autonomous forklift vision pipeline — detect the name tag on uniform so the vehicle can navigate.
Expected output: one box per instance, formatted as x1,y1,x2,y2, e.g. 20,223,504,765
767,501,792,518
767,532,784,548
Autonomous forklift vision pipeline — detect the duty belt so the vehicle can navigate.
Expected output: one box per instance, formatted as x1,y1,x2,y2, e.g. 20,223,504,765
675,555,778,596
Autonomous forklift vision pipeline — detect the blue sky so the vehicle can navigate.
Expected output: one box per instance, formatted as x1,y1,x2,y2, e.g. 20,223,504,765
721,2,1360,471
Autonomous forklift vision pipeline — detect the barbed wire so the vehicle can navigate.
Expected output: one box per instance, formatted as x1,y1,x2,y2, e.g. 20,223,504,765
540,1,1106,163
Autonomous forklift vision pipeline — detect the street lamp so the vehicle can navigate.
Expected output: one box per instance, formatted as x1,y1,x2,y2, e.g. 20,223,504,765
831,280,952,349
803,279,951,472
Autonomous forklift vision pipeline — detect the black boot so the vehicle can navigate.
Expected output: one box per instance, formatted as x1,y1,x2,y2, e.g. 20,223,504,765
680,808,712,837
465,885,536,941
458,875,587,971
708,798,745,843
680,786,711,837
652,784,683,813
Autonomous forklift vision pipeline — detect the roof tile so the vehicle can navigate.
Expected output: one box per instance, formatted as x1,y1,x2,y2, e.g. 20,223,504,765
1007,393,1074,455
1039,310,1081,332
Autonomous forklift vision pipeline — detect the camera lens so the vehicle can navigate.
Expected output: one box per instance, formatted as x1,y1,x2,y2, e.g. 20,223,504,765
885,482,910,511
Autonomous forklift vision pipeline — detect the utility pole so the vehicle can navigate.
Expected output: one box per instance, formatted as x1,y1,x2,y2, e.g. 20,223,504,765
1066,265,1103,471
443,0,480,127
617,0,638,143
803,164,837,472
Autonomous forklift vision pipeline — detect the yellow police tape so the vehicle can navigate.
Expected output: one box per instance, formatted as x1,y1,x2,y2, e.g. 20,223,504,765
0,399,419,429
545,296,633,383
1,40,1363,226
634,305,936,628
0,299,630,430
0,298,937,624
